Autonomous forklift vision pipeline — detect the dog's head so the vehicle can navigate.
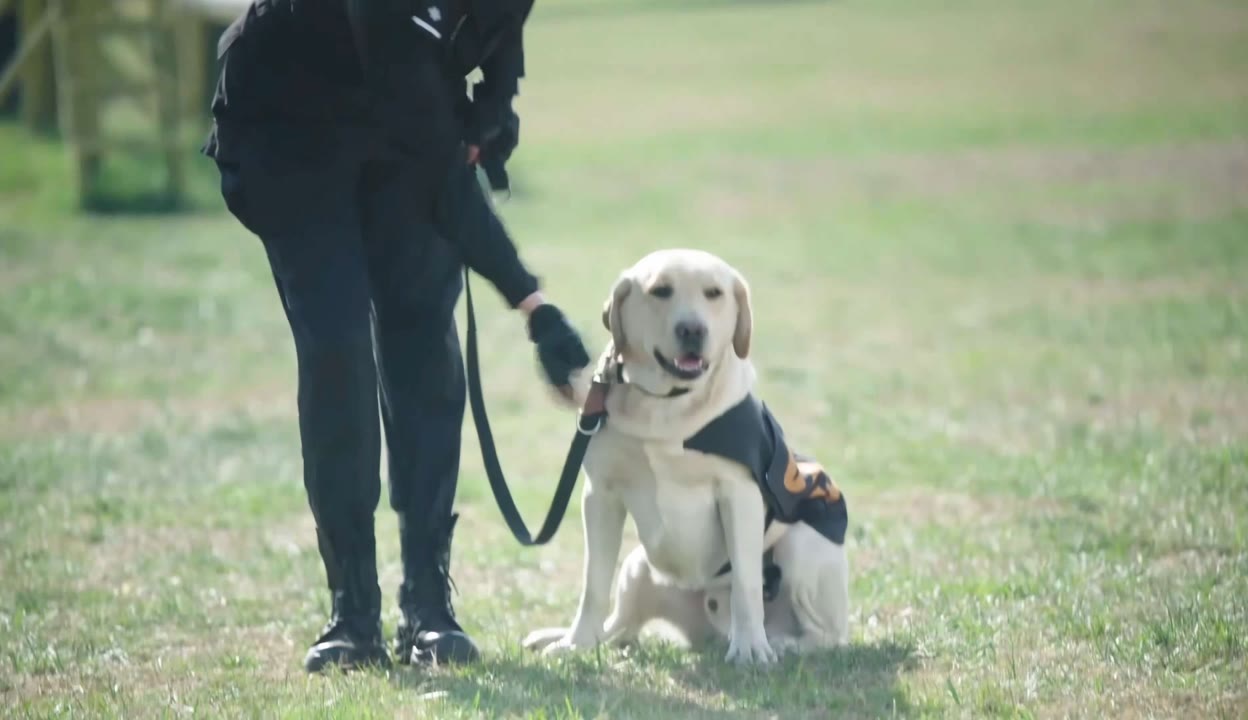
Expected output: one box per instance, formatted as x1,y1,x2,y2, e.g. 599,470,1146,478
601,249,753,386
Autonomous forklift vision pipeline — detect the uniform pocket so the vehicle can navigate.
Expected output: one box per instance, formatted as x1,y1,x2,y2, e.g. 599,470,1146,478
208,120,262,236
217,159,251,231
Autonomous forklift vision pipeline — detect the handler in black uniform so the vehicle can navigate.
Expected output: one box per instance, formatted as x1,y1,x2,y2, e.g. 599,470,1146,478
202,0,590,673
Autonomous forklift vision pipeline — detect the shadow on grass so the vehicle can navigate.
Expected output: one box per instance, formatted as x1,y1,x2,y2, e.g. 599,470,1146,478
671,640,918,715
394,640,917,717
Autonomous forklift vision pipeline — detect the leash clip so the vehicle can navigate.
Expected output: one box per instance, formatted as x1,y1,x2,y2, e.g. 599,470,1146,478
574,348,615,438
576,412,605,436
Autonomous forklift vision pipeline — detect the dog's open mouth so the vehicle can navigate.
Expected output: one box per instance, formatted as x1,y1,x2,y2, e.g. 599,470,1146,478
654,349,709,381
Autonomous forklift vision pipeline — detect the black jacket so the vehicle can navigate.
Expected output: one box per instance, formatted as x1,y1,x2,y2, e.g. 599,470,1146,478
208,0,528,160
204,0,540,306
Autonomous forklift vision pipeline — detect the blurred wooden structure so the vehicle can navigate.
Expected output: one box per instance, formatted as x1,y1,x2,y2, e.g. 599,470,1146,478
0,0,244,209
0,0,59,130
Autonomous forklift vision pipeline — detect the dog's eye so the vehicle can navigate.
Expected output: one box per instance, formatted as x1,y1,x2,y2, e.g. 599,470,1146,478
649,285,673,299
704,287,723,300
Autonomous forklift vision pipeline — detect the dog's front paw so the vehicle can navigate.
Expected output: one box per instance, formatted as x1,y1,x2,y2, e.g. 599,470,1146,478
769,635,801,657
542,632,604,657
540,636,585,657
522,627,599,656
521,627,568,652
725,630,777,666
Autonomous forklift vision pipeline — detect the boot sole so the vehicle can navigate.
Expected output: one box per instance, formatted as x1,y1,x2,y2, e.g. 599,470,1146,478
395,630,481,666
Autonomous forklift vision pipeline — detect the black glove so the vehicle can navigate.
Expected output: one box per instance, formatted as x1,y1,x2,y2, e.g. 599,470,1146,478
466,81,520,192
478,108,518,192
527,304,591,391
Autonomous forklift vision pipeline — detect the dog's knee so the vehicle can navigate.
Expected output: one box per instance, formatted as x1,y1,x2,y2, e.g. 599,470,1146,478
615,548,654,607
702,587,732,638
601,547,654,642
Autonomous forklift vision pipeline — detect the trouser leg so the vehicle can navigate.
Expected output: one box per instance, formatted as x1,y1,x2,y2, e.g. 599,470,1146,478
367,230,465,548
212,122,388,669
359,155,479,665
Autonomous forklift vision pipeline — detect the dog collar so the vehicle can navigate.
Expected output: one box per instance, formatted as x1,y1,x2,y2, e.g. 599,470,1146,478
576,346,688,435
605,352,690,398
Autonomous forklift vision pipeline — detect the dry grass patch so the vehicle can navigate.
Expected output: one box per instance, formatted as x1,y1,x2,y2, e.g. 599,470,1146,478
855,487,1051,529
697,139,1248,223
0,381,296,441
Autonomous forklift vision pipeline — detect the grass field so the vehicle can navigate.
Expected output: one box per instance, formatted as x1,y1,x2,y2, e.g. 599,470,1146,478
2,0,1247,716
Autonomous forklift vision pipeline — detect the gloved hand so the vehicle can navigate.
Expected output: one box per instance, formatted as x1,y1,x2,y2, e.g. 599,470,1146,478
478,109,518,192
465,82,520,192
527,304,591,395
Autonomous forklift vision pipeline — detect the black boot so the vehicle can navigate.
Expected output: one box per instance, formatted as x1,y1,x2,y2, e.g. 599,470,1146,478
303,596,391,673
303,529,391,673
394,513,481,666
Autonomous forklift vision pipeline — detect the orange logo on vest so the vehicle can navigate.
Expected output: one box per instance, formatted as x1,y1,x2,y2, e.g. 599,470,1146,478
782,452,842,504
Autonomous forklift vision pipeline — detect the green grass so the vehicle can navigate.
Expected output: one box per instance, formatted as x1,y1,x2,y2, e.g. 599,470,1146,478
2,0,1247,716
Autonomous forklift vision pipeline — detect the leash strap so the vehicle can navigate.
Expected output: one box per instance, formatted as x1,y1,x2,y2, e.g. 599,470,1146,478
462,268,604,546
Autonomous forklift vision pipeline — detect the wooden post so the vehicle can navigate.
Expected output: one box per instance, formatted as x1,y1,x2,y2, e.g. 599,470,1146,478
18,0,56,132
31,0,243,210
153,0,185,205
50,0,102,206
1,0,20,116
0,0,57,128
173,2,207,127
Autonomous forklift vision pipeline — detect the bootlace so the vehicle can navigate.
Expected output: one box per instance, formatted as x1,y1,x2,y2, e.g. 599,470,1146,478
395,512,468,635
411,550,458,621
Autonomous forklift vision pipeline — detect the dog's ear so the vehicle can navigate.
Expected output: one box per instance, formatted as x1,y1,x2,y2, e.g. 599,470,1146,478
602,274,634,354
731,270,753,359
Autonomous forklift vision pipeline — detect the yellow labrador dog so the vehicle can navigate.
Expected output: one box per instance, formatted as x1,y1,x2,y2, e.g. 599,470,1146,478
523,249,850,665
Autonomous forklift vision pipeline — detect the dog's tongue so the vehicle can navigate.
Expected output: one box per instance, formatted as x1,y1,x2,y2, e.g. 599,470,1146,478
676,354,703,371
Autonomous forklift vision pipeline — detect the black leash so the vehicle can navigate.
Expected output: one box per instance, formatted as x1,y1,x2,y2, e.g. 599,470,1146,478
462,268,605,546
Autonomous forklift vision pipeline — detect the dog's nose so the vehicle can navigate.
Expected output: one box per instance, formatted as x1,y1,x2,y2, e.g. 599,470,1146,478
675,320,707,351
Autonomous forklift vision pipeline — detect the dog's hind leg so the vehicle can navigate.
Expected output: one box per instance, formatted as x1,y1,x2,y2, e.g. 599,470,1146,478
769,524,850,652
703,577,801,649
597,546,650,646
704,527,850,655
639,582,716,649
601,546,716,648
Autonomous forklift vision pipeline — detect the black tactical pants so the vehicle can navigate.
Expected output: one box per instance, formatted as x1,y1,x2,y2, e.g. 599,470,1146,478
211,121,466,619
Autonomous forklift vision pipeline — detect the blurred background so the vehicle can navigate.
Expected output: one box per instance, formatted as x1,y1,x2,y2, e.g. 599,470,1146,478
1,0,235,212
1,0,1245,716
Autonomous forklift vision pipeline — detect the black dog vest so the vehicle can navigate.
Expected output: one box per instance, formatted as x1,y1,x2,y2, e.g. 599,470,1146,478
684,394,849,547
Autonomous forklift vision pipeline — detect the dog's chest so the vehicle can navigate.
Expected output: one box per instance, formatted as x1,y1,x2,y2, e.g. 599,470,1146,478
586,431,742,584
